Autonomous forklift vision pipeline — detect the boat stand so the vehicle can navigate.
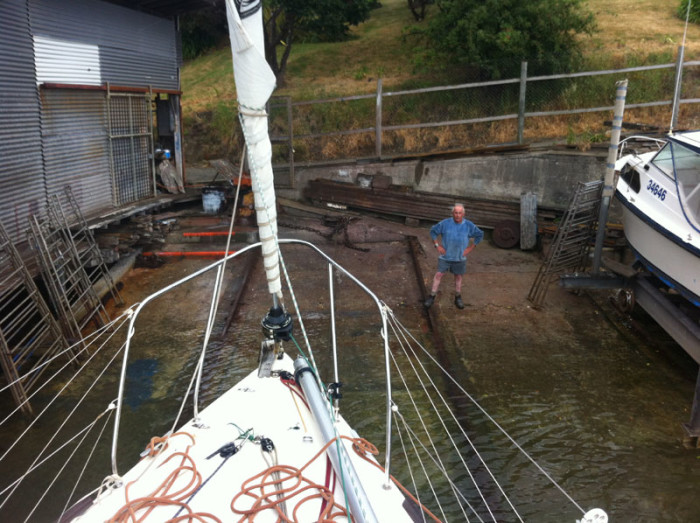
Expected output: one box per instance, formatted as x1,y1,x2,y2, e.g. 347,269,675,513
561,263,700,444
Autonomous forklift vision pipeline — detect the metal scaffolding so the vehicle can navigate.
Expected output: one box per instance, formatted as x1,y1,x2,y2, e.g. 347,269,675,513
0,222,74,415
28,209,111,346
49,187,124,306
528,180,603,308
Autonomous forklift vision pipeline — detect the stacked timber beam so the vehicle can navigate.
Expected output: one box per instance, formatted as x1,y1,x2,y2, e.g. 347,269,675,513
304,179,560,229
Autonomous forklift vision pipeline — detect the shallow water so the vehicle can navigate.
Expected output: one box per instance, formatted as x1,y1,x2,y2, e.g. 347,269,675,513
0,239,699,522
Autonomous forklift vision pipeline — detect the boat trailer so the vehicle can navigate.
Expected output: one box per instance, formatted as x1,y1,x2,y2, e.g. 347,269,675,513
560,260,700,444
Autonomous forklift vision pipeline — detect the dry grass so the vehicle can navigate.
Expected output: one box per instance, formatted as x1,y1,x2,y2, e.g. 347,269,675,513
585,0,700,60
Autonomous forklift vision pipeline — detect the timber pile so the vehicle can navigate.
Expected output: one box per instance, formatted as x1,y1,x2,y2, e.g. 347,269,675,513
95,212,181,259
304,179,561,229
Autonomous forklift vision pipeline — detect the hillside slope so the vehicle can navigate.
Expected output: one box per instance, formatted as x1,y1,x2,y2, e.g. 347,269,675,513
180,0,700,162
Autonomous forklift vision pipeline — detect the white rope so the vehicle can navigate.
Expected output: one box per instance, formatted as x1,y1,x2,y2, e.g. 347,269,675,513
389,313,587,515
387,333,479,522
0,337,126,510
388,316,517,522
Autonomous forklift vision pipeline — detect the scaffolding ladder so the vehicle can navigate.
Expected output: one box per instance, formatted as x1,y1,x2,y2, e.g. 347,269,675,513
528,180,603,308
0,222,74,415
28,211,110,345
49,187,123,306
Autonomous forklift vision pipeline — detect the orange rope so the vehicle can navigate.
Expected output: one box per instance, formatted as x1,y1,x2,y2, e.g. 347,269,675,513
231,435,443,523
108,429,441,522
231,437,348,522
109,432,221,523
342,435,443,523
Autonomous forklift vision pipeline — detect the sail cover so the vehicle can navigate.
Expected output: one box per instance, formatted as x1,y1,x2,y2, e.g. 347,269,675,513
225,0,282,296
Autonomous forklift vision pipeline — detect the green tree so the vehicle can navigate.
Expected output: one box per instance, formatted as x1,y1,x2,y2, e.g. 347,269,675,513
420,0,595,80
264,0,374,84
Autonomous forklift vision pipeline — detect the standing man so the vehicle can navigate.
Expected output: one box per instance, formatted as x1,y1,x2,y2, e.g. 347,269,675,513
425,203,483,309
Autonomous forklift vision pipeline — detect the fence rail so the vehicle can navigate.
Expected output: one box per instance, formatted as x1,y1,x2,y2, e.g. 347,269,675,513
267,54,700,184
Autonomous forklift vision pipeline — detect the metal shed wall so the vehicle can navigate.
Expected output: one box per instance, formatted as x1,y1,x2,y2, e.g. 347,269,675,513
40,89,112,217
0,0,46,242
30,0,179,90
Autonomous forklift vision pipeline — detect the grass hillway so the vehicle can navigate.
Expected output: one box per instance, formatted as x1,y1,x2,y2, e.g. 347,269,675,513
180,0,700,163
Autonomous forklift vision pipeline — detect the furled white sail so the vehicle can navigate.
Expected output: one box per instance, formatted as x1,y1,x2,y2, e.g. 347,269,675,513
224,0,281,296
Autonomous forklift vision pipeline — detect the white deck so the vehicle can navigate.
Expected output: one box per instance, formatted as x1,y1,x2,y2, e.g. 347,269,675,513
72,354,413,522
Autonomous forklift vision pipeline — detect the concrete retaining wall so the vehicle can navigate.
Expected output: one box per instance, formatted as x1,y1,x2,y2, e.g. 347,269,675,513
275,150,607,211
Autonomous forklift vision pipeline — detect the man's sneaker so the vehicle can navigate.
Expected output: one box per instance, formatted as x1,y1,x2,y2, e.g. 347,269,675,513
424,294,435,308
454,295,465,309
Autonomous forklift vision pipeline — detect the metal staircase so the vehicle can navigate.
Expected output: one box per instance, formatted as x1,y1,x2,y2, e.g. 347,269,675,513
528,180,603,308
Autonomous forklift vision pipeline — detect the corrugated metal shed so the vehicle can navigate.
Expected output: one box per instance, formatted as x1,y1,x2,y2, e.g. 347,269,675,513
0,0,190,244
30,0,179,90
41,88,112,217
0,0,46,241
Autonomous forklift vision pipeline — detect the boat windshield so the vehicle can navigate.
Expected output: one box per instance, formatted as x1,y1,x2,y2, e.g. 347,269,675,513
652,141,700,226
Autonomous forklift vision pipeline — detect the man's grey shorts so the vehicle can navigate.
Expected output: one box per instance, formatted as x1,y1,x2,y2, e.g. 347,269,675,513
437,258,466,275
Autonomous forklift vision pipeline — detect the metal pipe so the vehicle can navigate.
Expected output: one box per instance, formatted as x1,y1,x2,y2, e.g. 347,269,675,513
329,263,339,410
375,78,382,159
592,79,628,273
671,45,685,133
140,250,237,257
294,358,378,523
518,61,528,144
684,368,700,437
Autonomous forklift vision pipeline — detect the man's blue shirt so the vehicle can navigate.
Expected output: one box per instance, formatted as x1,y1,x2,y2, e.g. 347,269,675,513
430,218,484,261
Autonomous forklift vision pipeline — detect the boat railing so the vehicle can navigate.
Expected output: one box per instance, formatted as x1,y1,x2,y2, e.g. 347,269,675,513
618,135,666,158
111,239,395,483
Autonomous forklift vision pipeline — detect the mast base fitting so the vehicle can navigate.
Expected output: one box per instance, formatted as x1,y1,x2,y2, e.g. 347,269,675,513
261,306,293,342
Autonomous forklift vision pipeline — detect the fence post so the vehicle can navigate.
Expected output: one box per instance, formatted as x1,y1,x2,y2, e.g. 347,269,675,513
376,78,383,159
518,61,528,144
671,45,685,133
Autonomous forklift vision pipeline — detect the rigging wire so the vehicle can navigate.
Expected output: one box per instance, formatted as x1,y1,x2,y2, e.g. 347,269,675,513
60,407,115,520
392,407,451,522
387,315,521,522
671,0,693,132
393,409,486,522
389,313,587,516
387,328,485,522
0,311,132,463
193,145,247,419
0,337,126,511
393,414,431,523
0,307,134,399
23,406,115,522
0,404,114,499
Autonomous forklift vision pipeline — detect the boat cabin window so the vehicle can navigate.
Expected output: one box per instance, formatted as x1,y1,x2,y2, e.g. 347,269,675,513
620,163,640,192
652,142,700,223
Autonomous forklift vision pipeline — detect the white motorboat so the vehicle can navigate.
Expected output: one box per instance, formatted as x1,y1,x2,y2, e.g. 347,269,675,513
615,131,700,306
0,1,608,522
